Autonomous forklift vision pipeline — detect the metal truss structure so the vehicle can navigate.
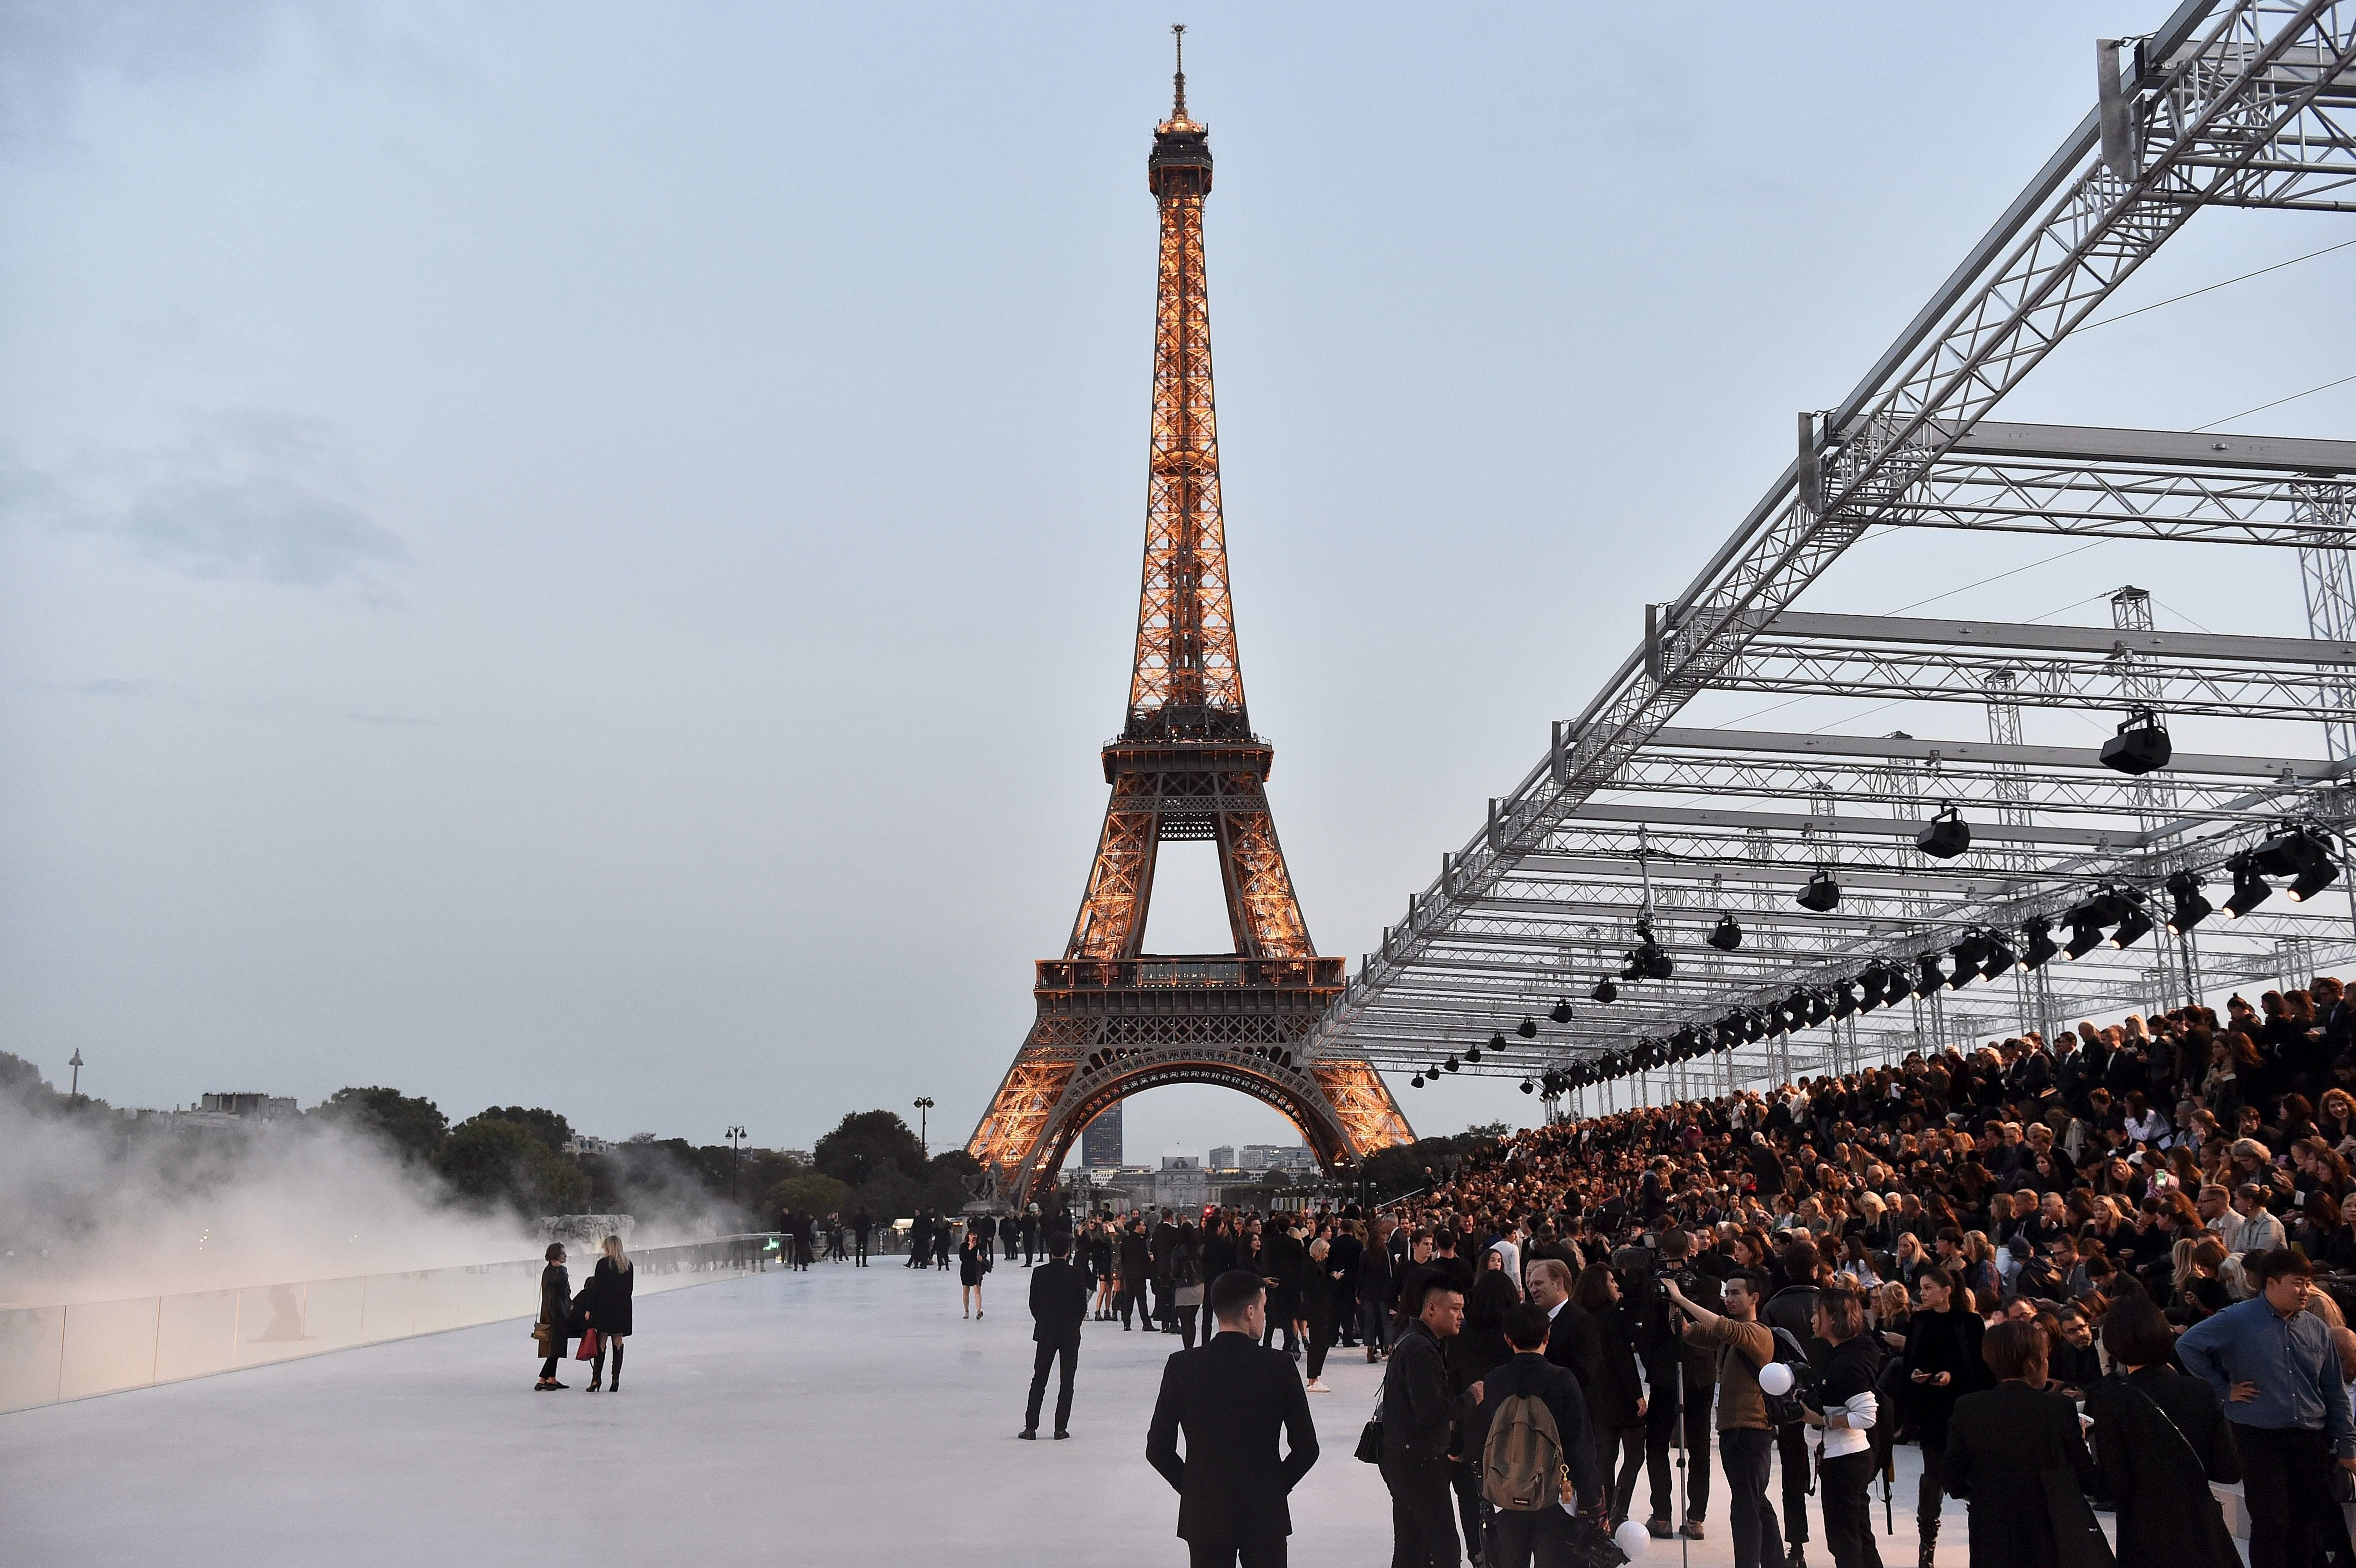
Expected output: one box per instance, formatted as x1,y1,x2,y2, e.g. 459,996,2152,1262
1311,0,2356,1114
968,37,1413,1200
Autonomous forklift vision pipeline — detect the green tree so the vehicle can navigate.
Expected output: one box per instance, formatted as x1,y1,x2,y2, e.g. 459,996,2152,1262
766,1172,852,1216
314,1087,449,1163
0,1051,57,1109
474,1105,572,1153
813,1110,927,1185
434,1116,590,1216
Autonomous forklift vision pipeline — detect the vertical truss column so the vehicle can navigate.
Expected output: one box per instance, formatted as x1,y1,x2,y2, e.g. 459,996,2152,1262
2112,585,2187,1009
2299,484,2356,767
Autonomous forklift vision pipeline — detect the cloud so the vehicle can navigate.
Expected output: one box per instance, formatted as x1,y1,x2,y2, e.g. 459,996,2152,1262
0,0,288,149
2,406,410,594
116,472,406,586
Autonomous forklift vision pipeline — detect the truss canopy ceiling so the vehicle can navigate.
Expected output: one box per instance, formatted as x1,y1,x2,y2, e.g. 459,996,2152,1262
1312,0,2356,1094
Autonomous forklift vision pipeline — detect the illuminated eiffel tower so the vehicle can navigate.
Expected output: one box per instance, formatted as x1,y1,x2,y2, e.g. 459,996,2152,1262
967,31,1411,1202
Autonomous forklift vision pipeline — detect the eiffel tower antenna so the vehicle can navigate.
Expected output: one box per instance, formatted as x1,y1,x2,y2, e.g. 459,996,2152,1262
1171,23,1187,121
966,48,1411,1205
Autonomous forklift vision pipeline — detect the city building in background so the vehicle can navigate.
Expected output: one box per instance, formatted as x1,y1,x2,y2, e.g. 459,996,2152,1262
1154,1153,1207,1211
1080,1103,1124,1168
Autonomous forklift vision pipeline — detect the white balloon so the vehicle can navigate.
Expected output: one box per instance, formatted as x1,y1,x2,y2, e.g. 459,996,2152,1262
1758,1362,1794,1396
1613,1519,1652,1559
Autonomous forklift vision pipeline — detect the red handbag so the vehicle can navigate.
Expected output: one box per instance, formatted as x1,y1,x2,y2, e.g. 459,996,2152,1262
575,1326,601,1360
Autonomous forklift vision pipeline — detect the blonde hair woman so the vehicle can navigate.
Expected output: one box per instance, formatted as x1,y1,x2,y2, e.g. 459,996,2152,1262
584,1233,635,1392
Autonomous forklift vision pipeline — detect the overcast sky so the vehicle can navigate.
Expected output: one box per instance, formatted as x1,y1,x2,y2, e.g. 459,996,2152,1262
3,2,2350,1164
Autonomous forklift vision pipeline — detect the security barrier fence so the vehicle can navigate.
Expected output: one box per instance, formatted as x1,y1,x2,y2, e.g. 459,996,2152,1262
0,1232,782,1415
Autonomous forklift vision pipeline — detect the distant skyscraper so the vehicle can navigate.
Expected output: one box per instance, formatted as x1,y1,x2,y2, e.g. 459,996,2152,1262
1081,1103,1124,1167
1209,1145,1235,1169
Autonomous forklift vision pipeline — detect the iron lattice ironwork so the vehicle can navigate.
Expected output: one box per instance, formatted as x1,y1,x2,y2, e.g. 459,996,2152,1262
967,42,1412,1200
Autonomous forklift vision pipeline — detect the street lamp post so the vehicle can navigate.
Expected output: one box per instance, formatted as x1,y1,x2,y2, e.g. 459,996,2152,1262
912,1097,934,1159
726,1126,747,1204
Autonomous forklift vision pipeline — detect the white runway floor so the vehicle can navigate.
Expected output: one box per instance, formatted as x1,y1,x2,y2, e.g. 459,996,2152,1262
1,1257,1982,1568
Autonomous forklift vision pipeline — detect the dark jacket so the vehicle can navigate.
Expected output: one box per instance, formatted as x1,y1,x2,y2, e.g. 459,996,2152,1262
539,1262,570,1328
1468,1352,1605,1511
1383,1319,1467,1460
1029,1257,1088,1347
1146,1332,1319,1546
1543,1298,1607,1433
2084,1367,2241,1568
1586,1302,1647,1430
1899,1307,1986,1448
1944,1381,2110,1568
583,1256,634,1338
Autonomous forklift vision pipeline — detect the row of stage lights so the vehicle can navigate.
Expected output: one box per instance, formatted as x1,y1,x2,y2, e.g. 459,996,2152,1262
1410,820,2341,1099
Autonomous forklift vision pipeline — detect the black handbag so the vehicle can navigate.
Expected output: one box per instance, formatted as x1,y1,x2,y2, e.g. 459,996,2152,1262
1355,1387,1384,1464
1560,1511,1630,1568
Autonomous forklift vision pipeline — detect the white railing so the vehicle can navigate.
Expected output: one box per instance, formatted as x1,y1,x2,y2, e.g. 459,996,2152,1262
0,1233,782,1415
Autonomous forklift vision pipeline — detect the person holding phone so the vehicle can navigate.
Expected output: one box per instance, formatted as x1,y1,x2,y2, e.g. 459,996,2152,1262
1898,1268,1985,1568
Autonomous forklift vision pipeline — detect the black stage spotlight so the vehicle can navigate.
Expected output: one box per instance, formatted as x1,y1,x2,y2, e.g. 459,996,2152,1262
1915,953,1946,997
1521,1079,1535,1095
1465,1043,1483,1064
1831,981,1859,1019
1805,991,1833,1027
1917,802,1971,860
2165,870,2212,933
1744,1012,1769,1043
1718,1016,1744,1048
1707,914,1743,952
1619,955,1641,980
1410,1074,1424,1088
2021,917,2058,970
1980,934,2018,980
1644,949,1676,981
1518,1016,1538,1039
1550,999,1573,1025
2109,901,2155,949
1593,978,1619,1004
1854,968,1885,1011
2101,707,2172,776
2224,853,2272,919
1444,1055,1461,1073
1949,931,1990,984
2063,917,2105,960
1490,1031,1508,1053
1797,868,1841,913
2292,858,2341,902
2253,825,2329,879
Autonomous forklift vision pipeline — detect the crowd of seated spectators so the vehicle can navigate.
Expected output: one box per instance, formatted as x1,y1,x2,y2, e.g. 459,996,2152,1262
1400,974,2356,1335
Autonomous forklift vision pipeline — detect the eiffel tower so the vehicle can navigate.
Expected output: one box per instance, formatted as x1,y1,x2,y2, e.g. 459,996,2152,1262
967,31,1412,1203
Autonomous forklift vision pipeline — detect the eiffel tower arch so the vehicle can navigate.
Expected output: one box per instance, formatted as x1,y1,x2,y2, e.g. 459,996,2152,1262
969,34,1411,1204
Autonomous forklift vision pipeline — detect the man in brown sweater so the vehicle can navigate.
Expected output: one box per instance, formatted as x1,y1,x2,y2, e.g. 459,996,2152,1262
1668,1271,1782,1568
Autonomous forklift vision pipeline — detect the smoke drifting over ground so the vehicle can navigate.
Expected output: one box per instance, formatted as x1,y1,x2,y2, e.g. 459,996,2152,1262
0,1094,539,1307
0,1072,740,1309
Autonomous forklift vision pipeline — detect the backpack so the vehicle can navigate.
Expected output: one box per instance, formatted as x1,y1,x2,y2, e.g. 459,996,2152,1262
1480,1383,1569,1511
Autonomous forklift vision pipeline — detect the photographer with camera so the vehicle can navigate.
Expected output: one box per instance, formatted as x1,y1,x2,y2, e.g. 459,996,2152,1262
1664,1270,1781,1568
1797,1288,1882,1568
1620,1231,1717,1542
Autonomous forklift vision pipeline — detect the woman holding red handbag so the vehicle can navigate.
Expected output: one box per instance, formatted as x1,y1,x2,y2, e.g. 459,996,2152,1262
580,1233,635,1391
533,1243,571,1391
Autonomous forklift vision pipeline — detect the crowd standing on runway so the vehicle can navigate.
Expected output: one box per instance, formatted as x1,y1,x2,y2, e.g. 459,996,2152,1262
968,971,2356,1568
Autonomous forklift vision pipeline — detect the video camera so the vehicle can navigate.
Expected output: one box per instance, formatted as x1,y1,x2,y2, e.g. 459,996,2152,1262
1757,1347,1823,1427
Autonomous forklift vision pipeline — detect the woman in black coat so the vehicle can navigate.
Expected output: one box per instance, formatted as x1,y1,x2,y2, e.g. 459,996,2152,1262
2083,1297,2241,1568
534,1242,571,1391
1943,1319,2109,1568
581,1233,635,1393
1572,1261,1649,1529
959,1223,988,1319
1901,1266,1988,1563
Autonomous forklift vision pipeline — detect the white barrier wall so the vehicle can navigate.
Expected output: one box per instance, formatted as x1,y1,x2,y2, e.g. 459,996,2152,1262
0,1234,778,1415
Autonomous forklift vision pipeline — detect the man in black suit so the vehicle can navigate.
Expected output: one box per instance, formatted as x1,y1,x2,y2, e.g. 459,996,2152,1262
1021,1231,1089,1441
1529,1256,1608,1492
1147,1268,1320,1568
